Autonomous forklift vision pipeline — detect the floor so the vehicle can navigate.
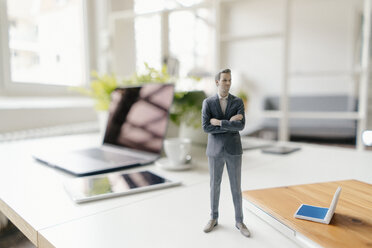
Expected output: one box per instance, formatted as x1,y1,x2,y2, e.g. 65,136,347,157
0,221,35,248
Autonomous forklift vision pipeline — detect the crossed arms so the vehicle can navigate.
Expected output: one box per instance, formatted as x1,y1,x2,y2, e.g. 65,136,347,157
210,114,243,126
202,99,245,134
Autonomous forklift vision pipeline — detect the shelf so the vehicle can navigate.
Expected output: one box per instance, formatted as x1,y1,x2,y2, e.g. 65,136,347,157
289,70,361,78
219,0,250,4
261,111,282,118
214,0,372,149
220,32,282,43
262,111,359,120
289,111,359,120
0,97,93,110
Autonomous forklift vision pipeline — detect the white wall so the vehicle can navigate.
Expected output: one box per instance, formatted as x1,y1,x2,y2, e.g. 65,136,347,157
289,0,358,96
221,0,284,95
220,0,370,126
222,0,361,94
220,0,285,121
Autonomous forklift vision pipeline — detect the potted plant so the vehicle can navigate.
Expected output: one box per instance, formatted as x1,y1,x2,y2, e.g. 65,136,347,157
71,63,171,111
70,64,170,137
71,63,207,142
170,91,207,144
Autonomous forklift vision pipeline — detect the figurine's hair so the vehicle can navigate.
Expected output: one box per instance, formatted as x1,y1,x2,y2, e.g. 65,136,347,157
215,68,231,81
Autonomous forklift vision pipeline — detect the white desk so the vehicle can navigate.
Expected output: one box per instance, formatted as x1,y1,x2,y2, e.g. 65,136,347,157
1,134,371,248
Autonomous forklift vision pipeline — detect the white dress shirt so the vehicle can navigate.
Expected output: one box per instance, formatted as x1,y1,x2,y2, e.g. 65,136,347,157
218,93,228,115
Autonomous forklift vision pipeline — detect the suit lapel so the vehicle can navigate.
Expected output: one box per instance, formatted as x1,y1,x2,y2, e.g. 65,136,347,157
214,94,224,117
224,94,232,117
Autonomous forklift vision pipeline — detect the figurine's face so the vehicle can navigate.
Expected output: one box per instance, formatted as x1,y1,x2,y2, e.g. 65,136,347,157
216,72,231,97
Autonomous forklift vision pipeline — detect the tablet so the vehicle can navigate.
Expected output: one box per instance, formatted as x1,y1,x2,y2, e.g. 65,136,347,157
261,146,301,155
63,170,181,203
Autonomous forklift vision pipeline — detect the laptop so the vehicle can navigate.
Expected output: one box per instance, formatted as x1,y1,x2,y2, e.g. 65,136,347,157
294,186,342,224
34,83,175,176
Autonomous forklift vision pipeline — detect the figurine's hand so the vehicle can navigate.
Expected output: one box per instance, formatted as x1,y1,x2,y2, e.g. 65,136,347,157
210,118,221,126
230,114,243,121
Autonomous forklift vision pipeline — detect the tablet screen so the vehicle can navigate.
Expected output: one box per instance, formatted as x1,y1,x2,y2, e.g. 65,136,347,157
64,170,179,202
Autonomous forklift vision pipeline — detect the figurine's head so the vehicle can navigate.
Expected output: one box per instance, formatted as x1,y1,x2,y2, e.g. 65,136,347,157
215,68,231,97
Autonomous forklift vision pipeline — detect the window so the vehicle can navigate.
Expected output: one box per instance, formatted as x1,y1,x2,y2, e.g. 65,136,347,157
3,0,88,88
169,8,213,81
133,0,204,14
114,0,214,90
134,15,161,73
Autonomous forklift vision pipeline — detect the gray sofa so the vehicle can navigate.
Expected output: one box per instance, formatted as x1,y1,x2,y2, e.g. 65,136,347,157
261,95,357,139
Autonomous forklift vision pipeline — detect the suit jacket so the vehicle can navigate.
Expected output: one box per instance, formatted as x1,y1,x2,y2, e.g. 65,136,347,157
202,93,245,157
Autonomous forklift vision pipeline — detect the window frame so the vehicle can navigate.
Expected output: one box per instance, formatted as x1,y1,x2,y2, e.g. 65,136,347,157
108,1,214,78
0,0,93,96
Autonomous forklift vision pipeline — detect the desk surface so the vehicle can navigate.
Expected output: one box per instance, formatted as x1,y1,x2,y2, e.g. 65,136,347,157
243,180,372,248
1,134,372,248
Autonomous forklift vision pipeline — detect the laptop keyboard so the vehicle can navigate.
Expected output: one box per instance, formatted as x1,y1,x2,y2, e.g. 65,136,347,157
78,148,141,164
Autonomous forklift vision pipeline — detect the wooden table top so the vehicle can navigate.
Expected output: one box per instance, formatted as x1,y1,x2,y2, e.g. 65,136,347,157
243,180,372,248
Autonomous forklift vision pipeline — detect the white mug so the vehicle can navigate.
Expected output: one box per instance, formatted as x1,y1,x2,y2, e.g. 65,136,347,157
164,138,191,166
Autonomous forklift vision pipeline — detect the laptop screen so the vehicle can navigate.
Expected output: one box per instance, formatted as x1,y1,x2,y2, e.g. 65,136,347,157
103,84,174,154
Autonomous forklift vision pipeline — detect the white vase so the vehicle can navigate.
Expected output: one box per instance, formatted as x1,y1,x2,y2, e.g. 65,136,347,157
179,122,207,145
165,121,180,139
96,111,109,140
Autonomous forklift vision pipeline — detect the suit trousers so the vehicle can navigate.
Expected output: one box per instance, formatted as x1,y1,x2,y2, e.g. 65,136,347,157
208,151,243,223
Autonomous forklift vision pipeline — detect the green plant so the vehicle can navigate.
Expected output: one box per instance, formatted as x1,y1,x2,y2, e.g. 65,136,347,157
70,63,171,111
123,63,171,86
71,63,206,129
170,91,205,129
237,90,249,111
237,90,248,103
71,71,119,111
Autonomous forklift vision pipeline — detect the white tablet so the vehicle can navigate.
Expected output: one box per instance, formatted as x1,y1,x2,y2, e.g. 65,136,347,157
63,170,181,203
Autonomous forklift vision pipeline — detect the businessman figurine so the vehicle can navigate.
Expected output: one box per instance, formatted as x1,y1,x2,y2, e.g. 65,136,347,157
202,69,250,237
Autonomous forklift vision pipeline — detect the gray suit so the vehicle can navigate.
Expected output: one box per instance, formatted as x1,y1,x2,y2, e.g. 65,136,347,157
202,93,245,223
